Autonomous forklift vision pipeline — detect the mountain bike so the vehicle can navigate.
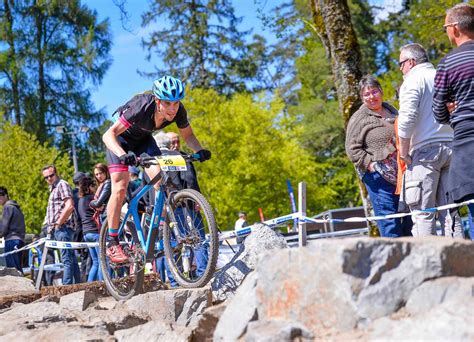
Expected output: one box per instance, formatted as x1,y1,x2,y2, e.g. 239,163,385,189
99,153,218,300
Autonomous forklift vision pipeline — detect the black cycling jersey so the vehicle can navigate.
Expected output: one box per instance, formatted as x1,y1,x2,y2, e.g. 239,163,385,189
115,93,189,145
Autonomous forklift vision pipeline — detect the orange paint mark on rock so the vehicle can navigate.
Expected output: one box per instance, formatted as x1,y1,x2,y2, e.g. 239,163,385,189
263,279,301,320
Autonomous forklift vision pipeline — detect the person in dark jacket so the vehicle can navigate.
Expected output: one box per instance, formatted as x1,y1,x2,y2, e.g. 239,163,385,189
0,186,26,272
91,163,111,226
78,177,102,282
72,171,89,282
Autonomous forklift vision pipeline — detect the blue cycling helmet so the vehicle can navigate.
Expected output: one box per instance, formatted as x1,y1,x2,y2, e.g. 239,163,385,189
152,76,185,101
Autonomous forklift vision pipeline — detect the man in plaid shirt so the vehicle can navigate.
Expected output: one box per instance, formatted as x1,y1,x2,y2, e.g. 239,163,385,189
42,165,80,285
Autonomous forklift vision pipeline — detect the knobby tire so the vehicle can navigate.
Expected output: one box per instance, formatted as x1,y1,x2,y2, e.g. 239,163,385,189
163,189,218,288
99,217,144,300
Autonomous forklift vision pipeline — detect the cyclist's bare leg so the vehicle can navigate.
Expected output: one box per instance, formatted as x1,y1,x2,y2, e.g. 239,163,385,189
105,171,132,264
107,171,130,233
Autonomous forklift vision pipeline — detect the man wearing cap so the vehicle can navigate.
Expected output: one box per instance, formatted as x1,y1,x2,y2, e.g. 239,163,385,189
0,186,26,272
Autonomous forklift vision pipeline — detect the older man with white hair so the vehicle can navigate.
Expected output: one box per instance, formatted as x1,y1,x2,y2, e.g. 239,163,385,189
398,43,463,238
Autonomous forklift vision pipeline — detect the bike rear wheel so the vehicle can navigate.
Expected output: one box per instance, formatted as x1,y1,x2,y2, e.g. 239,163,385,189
163,189,218,288
99,216,145,300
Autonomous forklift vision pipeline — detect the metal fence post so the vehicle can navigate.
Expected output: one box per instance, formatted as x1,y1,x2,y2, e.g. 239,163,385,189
298,182,307,247
35,234,50,290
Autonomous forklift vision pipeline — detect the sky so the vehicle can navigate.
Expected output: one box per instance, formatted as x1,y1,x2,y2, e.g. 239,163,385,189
84,0,402,119
83,0,282,119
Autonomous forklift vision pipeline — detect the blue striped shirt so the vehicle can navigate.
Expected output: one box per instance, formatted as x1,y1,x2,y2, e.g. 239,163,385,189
433,40,474,125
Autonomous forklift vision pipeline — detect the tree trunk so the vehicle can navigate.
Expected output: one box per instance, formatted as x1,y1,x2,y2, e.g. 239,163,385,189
309,0,379,236
4,0,21,125
34,5,47,143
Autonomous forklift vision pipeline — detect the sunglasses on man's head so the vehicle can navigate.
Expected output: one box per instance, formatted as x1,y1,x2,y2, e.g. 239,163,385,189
44,173,55,180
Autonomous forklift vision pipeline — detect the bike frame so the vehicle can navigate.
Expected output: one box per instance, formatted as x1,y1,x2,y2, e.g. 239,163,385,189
117,178,168,262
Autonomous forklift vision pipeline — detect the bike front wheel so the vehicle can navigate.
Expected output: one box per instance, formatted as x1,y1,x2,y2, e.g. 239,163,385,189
99,216,145,300
163,189,218,288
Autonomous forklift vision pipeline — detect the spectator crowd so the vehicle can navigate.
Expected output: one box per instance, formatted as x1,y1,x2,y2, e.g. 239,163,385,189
346,3,474,238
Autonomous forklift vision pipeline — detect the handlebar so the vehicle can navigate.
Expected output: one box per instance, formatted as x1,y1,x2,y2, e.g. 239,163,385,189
138,153,201,168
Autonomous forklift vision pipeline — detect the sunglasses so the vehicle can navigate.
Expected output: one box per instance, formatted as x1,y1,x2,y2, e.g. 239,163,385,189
44,173,56,180
443,22,458,33
398,59,411,68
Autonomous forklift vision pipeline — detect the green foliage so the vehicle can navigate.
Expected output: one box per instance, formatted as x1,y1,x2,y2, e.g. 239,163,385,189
170,88,319,229
0,0,112,166
141,0,267,95
376,0,460,104
0,121,73,234
289,37,361,210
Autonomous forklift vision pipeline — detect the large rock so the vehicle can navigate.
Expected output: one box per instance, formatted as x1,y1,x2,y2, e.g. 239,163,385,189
121,287,211,326
114,320,193,341
253,237,474,335
0,301,76,336
191,302,227,341
369,298,474,340
245,320,314,342
0,276,36,296
212,224,287,302
0,322,112,341
213,272,259,341
72,307,149,334
405,276,474,315
59,290,96,311
0,267,23,277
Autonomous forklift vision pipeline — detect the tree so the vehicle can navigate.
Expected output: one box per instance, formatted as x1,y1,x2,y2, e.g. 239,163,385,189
309,0,383,235
141,0,267,95
0,1,112,143
256,0,381,212
376,0,460,103
0,0,22,125
165,88,321,229
0,120,72,234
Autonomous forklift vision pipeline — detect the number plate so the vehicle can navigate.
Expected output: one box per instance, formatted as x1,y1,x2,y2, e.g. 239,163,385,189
156,155,187,171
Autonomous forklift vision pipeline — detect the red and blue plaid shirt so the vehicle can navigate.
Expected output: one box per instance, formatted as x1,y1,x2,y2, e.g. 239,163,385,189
45,178,75,229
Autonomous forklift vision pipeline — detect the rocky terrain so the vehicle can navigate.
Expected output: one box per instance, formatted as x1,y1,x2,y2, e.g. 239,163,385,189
0,224,473,341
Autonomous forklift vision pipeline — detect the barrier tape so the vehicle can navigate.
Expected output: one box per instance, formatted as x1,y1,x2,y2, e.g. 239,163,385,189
218,199,474,241
0,238,46,258
302,198,474,224
46,240,99,249
24,263,64,273
1,199,472,257
218,212,301,241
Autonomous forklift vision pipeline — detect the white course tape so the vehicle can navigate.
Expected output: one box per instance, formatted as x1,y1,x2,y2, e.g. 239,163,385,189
219,199,474,241
302,198,474,224
0,238,99,258
46,240,99,249
218,212,301,241
0,238,46,258
2,199,472,257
